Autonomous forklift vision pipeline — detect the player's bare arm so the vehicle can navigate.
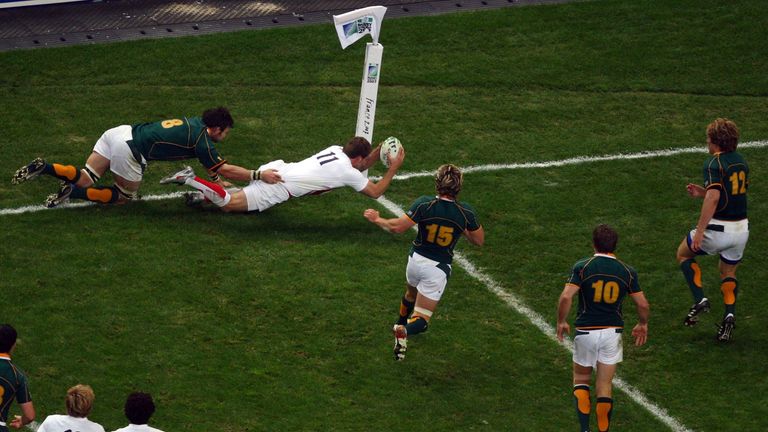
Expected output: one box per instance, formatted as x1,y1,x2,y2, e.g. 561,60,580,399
691,188,720,251
463,226,485,246
215,163,283,184
630,292,650,346
9,402,35,429
556,284,579,342
359,147,405,198
363,210,415,233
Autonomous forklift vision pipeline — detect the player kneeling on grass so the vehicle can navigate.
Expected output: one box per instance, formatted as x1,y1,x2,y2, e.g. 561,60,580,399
11,107,267,208
363,164,484,361
160,136,404,212
557,224,649,432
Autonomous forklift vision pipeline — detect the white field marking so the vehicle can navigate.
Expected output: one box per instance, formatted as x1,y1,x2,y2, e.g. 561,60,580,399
371,139,768,181
2,139,766,217
374,195,694,432
0,191,186,215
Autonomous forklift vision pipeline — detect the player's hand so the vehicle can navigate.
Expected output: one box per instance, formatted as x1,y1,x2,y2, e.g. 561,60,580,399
363,209,380,222
9,415,23,429
691,230,704,252
686,183,705,198
631,323,648,346
556,321,570,342
386,147,405,171
260,169,283,184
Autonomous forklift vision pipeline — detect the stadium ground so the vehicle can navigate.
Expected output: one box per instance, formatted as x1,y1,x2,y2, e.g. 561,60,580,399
1,1,767,431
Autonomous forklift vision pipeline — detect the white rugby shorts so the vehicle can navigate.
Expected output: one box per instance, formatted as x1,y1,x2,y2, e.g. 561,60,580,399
572,327,623,368
92,125,146,182
242,160,290,212
406,252,451,301
688,218,749,264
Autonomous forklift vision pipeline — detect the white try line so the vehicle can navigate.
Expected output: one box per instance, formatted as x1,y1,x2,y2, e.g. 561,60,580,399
374,195,694,432
2,140,766,217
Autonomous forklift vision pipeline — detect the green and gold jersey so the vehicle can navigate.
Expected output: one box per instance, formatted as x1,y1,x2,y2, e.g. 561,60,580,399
567,254,641,329
405,195,481,264
703,151,748,220
130,117,227,171
0,355,31,430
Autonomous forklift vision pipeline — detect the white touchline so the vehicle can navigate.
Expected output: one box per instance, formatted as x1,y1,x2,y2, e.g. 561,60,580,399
374,195,694,432
2,139,765,218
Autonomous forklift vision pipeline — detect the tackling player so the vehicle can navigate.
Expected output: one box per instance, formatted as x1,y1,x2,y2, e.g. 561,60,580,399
362,164,484,361
160,136,404,211
676,118,749,342
557,224,649,432
11,107,278,207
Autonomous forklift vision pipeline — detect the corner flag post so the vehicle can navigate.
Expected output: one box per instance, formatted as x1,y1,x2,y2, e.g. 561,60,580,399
333,6,387,146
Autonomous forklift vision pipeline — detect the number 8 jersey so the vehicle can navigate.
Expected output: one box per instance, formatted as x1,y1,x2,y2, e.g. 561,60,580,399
566,254,642,329
405,196,481,265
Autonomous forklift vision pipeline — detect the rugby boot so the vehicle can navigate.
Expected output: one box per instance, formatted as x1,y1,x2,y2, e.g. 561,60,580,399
716,314,735,342
12,158,46,185
45,183,73,208
393,324,407,361
683,297,710,326
159,166,195,185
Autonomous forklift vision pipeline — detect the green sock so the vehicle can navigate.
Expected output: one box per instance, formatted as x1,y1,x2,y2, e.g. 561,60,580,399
397,296,415,325
70,185,120,203
680,258,705,302
596,397,613,432
405,316,428,336
721,277,738,316
573,384,591,432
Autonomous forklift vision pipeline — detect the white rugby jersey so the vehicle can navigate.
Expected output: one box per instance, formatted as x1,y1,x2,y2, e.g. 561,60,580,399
246,145,369,212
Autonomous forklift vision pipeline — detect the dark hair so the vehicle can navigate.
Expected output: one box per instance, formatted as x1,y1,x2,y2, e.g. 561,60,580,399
342,136,372,159
706,118,739,152
0,324,17,353
592,224,618,253
202,107,234,130
125,392,156,425
435,164,463,197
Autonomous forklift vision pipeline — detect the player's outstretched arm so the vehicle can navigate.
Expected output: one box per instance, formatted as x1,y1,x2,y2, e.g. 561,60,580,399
359,147,406,198
363,209,415,234
216,163,283,184
630,291,650,346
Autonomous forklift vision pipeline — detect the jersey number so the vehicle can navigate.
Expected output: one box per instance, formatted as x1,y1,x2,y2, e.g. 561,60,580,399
161,119,184,128
316,151,339,166
592,280,619,304
425,224,454,246
729,171,747,195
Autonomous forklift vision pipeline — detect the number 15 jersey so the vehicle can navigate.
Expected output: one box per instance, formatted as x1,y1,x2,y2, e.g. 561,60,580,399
405,196,481,265
566,254,642,329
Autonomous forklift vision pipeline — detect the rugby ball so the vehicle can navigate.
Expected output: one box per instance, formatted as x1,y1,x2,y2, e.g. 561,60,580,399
380,136,403,168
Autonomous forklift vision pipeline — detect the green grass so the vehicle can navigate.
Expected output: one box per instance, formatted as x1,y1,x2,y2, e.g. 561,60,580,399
1,0,767,430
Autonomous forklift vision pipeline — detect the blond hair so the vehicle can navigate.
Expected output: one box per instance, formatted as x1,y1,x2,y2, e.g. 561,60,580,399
707,118,740,152
66,384,95,418
435,164,463,197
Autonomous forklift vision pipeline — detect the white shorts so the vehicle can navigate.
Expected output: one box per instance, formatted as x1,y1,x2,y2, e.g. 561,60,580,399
242,160,290,212
92,125,146,182
688,218,749,264
406,252,451,301
572,327,623,368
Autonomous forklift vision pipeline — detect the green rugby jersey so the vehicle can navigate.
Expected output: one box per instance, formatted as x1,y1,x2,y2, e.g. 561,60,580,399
566,254,641,329
405,195,481,264
130,117,227,171
0,355,31,431
703,151,748,220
